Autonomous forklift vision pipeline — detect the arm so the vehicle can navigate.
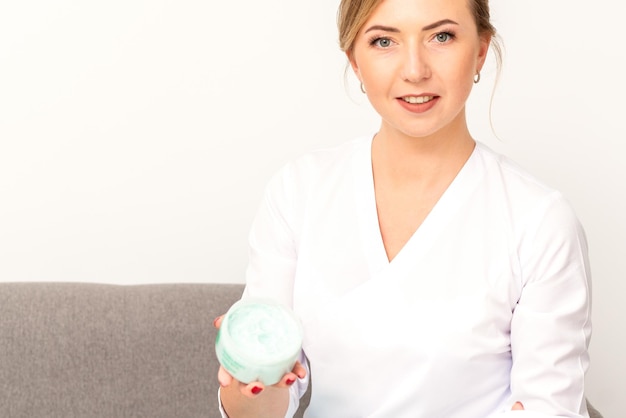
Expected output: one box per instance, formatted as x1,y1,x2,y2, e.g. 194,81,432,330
509,193,592,416
217,163,310,417
216,315,307,418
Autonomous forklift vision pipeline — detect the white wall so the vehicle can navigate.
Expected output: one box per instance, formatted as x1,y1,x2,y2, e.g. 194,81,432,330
0,1,623,415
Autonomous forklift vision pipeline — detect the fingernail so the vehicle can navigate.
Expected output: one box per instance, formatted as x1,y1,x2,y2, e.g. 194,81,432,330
251,386,263,395
286,378,295,385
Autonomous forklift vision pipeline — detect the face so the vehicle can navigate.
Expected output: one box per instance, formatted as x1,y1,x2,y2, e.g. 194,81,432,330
348,0,490,141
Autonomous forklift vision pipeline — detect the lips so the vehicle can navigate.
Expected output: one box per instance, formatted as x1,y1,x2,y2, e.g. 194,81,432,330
396,94,439,113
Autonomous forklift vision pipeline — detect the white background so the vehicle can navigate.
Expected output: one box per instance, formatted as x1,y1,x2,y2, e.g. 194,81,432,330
0,1,623,415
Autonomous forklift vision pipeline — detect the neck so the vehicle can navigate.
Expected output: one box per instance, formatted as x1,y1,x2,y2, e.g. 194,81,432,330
372,116,475,185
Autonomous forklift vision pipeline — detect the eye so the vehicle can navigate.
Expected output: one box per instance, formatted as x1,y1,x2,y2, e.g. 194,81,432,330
371,37,393,48
434,32,455,43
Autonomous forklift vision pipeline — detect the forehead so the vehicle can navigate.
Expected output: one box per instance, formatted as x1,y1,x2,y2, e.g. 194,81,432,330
365,0,473,26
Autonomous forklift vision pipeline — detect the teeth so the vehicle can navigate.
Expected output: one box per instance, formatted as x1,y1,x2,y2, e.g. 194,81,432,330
403,96,434,104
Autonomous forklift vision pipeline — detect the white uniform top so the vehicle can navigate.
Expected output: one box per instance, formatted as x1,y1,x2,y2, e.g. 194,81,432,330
229,136,591,418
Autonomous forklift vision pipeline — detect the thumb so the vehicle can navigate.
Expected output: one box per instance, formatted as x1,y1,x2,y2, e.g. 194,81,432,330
512,401,525,410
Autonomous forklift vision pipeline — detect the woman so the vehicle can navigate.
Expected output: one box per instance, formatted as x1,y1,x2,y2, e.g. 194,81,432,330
217,0,592,416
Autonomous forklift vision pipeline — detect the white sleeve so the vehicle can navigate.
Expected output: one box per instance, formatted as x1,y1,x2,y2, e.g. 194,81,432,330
218,164,310,417
508,192,592,417
242,163,300,307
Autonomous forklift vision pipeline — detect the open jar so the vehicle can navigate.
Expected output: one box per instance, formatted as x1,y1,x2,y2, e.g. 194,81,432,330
215,298,303,385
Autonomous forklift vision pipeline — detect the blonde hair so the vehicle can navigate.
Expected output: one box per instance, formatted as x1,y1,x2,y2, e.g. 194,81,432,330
337,0,381,53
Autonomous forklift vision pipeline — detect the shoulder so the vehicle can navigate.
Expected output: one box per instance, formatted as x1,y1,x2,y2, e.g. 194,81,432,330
474,142,556,198
474,142,587,259
258,136,370,218
268,136,369,192
285,136,368,176
474,142,576,217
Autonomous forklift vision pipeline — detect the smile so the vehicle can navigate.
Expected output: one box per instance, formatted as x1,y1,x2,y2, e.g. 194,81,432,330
402,96,435,104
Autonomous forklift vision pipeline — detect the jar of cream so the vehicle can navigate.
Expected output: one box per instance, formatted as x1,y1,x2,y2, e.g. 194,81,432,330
215,298,303,385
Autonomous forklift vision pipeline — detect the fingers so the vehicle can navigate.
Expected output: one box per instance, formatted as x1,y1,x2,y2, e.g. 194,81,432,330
292,360,307,380
242,381,266,397
267,360,308,393
213,315,224,329
273,372,299,389
218,359,306,398
219,367,266,398
511,401,525,410
217,366,234,387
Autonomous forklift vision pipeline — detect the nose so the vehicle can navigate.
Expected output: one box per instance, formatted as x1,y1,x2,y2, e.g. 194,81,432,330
401,43,431,83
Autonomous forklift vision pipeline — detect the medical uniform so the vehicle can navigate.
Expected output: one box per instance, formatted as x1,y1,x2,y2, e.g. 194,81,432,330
232,136,591,417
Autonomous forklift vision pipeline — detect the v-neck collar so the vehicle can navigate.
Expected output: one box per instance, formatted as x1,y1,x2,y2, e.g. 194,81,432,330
352,136,484,280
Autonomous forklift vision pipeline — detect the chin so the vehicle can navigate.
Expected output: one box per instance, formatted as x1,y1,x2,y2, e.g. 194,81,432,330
396,125,445,140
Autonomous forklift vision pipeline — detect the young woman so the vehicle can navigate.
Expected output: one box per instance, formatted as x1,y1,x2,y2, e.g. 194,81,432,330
217,0,592,416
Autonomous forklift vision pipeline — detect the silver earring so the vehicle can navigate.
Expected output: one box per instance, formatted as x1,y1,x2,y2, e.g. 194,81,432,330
360,82,366,94
473,72,481,84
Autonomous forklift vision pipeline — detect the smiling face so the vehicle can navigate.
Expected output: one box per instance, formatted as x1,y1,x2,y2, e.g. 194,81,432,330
348,0,490,141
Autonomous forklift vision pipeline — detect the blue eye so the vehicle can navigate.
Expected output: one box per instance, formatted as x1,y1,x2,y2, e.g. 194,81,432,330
372,37,392,48
435,32,454,43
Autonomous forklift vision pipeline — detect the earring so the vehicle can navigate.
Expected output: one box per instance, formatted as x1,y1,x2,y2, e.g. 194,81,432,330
473,72,481,84
360,82,366,94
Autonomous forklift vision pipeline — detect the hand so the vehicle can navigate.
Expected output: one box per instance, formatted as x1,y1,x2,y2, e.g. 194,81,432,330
213,315,307,398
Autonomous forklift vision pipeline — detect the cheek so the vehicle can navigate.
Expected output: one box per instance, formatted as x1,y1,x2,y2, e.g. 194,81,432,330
359,63,393,94
440,53,476,87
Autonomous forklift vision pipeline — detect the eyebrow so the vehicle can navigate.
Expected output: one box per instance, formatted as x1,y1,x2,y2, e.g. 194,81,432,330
364,25,400,34
422,19,459,31
364,19,459,34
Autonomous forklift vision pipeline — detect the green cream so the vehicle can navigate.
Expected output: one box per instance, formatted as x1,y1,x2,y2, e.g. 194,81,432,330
215,298,303,385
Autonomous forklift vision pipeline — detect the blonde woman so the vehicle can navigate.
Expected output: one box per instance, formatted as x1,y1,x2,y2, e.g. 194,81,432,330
217,0,592,416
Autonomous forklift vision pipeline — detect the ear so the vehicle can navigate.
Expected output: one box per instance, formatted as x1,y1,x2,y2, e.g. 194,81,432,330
346,50,362,83
475,34,491,73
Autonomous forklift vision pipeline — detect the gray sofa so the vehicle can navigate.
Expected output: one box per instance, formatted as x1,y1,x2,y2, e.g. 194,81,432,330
0,282,601,417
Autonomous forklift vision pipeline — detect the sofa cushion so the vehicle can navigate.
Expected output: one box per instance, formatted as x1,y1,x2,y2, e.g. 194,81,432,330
0,282,244,418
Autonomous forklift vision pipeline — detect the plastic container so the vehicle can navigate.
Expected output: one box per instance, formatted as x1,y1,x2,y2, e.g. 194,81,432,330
215,298,303,385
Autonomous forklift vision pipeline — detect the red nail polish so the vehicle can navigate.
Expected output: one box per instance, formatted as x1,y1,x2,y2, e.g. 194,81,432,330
286,378,295,385
251,386,263,395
